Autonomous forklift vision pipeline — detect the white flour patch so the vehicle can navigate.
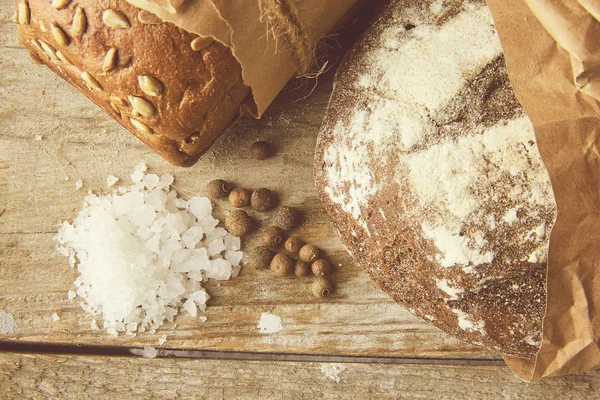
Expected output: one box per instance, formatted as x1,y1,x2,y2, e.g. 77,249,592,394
452,309,486,334
320,364,347,383
257,312,283,334
0,311,16,334
436,279,465,301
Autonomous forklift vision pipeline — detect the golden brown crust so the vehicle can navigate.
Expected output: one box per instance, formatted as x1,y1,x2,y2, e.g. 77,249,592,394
16,0,250,166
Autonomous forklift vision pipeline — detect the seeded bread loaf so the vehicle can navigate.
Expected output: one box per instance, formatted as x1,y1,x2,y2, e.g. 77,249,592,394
15,0,250,166
315,0,557,358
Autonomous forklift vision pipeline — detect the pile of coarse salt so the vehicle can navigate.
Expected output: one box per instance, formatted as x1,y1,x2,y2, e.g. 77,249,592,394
55,163,244,336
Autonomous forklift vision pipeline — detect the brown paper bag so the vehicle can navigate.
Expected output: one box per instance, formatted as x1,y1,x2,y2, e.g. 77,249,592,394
125,0,360,117
486,0,600,381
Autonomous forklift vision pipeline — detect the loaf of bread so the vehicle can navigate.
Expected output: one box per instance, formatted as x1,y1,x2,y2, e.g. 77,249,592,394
15,0,250,166
315,0,557,358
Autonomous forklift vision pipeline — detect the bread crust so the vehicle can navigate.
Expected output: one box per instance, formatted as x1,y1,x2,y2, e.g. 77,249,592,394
16,0,250,166
315,0,557,358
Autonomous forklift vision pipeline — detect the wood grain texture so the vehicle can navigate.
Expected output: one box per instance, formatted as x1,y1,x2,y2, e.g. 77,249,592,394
0,0,495,358
1,352,599,399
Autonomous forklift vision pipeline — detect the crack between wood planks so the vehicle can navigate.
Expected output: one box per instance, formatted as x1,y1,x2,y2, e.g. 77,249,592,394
0,341,505,366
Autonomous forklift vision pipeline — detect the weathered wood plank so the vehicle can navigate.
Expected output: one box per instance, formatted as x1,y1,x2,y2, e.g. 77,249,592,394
0,1,493,359
0,231,491,358
1,352,599,399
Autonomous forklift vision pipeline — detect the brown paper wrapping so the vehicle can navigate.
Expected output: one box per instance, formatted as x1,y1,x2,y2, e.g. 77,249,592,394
125,0,359,117
486,0,600,381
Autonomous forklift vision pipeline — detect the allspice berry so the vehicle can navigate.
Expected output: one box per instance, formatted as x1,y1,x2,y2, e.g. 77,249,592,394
294,260,311,278
299,244,321,263
285,237,304,254
251,140,271,160
206,179,231,199
273,206,299,231
270,252,294,277
248,246,273,270
311,259,332,276
251,188,276,212
225,209,253,237
261,226,285,247
229,187,251,208
312,276,333,298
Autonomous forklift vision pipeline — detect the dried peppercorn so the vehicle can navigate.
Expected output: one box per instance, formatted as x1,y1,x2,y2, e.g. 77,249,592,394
225,209,253,237
311,259,332,276
270,252,294,277
273,206,299,231
229,187,251,208
261,226,285,247
285,237,304,253
251,141,271,160
299,244,321,263
312,276,333,298
294,260,311,277
206,179,231,199
251,188,276,212
248,246,273,270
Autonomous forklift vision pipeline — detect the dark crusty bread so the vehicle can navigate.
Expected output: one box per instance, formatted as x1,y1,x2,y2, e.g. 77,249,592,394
15,0,250,166
315,0,557,358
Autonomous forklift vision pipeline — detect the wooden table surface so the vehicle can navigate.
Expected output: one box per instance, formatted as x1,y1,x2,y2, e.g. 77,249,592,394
1,1,599,398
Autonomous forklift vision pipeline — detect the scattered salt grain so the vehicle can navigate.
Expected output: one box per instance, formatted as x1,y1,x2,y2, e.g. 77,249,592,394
55,166,245,335
75,179,83,190
34,134,42,141
258,312,283,334
142,346,159,359
51,312,60,322
0,311,16,334
199,316,207,322
158,335,167,345
90,319,99,331
320,364,347,383
67,290,76,300
106,175,119,188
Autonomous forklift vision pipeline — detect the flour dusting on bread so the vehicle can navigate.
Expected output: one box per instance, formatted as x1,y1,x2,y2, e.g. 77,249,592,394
316,0,556,357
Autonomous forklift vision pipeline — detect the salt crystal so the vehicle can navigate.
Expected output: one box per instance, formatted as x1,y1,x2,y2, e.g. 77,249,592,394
158,335,167,345
182,298,197,317
106,175,119,188
55,166,245,336
142,346,158,359
131,169,144,183
199,316,207,322
0,311,16,334
188,197,212,220
51,312,60,322
321,364,347,383
160,174,174,186
206,258,232,280
225,250,244,266
208,239,225,257
258,313,283,334
134,162,147,172
75,179,83,190
182,226,204,249
224,235,241,251
34,134,42,141
143,174,160,190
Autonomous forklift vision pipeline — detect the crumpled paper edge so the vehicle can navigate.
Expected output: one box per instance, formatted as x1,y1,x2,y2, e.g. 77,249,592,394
486,0,600,381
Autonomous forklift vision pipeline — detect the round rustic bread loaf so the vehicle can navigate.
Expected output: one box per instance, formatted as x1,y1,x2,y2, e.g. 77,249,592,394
16,0,250,166
315,0,557,358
